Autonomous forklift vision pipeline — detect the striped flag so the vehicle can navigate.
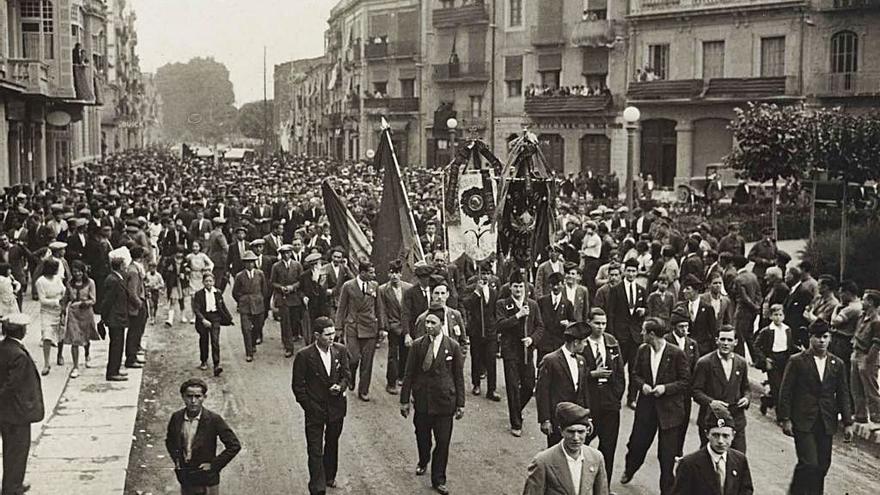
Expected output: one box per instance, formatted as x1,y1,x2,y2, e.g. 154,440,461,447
371,124,424,282
321,179,372,267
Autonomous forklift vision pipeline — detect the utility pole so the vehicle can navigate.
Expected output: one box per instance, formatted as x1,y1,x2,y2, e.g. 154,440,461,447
263,45,269,158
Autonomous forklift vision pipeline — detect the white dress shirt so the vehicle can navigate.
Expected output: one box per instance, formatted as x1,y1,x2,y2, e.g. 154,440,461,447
204,288,217,312
552,293,561,310
689,298,701,321
650,341,667,385
430,333,442,358
718,351,733,380
318,345,332,375
770,322,789,352
564,447,585,495
814,354,827,381
562,346,580,390
182,410,202,462
708,447,727,492
565,285,577,304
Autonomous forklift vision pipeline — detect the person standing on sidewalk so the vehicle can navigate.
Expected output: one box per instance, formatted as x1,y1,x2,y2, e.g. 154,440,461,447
166,378,241,495
100,256,130,381
461,264,500,401
231,251,267,363
0,313,44,495
292,317,351,495
778,319,854,495
124,246,148,370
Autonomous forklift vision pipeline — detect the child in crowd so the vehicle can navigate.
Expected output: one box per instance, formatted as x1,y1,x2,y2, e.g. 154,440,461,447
754,303,798,416
144,261,165,324
646,274,675,325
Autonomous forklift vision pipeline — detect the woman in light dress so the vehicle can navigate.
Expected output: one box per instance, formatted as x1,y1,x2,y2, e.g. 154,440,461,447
36,258,66,376
0,262,21,317
61,261,97,378
186,241,214,319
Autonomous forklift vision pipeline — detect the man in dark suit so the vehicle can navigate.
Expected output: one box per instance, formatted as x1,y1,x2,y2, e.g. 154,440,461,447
607,258,647,407
535,272,575,363
65,218,90,264
748,227,777,283
680,274,718,355
249,239,275,343
461,265,500,400
778,320,854,495
701,274,734,333
323,246,353,321
536,321,591,448
292,317,351,495
419,220,444,254
271,244,304,357
562,263,590,322
0,314,44,495
679,237,705,285
227,226,250,277
263,221,285,258
496,270,545,437
732,255,761,358
231,251,267,363
692,325,750,453
165,378,240,495
534,246,565,298
377,259,412,395
401,262,435,368
99,256,130,381
192,273,233,376
188,209,212,243
672,408,754,495
621,317,691,495
784,263,818,347
400,311,465,495
335,260,380,401
124,246,148,370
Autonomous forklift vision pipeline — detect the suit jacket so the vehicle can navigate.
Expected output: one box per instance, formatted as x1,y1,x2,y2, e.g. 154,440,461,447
98,271,130,327
563,284,590,322
419,233,444,254
125,262,146,316
535,260,565,298
301,268,332,318
752,324,798,370
785,278,817,346
607,281,647,344
400,334,465,416
536,348,590,426
377,281,412,335
777,349,853,434
188,218,213,242
732,271,761,322
523,443,609,495
323,262,353,309
228,239,250,275
65,231,90,264
231,269,267,315
700,293,734,332
292,342,351,422
401,284,432,338
0,338,44,424
165,407,241,487
270,259,304,307
680,299,718,353
262,233,284,258
536,294,576,353
582,334,626,412
413,307,466,343
335,278,379,338
680,253,705,284
192,288,233,329
206,230,229,269
632,342,691,430
495,297,544,361
672,447,754,495
665,332,700,374
692,352,750,431
461,283,498,339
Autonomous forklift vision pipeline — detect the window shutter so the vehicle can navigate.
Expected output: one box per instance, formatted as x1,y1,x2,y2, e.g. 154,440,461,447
538,53,562,72
505,55,523,81
369,13,389,37
582,48,608,75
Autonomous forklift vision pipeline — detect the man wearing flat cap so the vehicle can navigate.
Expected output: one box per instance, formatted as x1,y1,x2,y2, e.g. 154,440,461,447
536,321,591,448
672,408,754,495
747,226,777,283
523,402,608,495
778,319,854,495
231,251,267,362
412,277,466,345
0,314,44,495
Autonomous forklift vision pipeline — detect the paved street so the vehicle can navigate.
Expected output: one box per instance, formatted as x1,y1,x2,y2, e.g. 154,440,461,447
123,292,880,495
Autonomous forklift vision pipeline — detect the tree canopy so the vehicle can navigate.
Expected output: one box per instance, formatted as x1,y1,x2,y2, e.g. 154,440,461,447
237,99,274,141
156,57,237,144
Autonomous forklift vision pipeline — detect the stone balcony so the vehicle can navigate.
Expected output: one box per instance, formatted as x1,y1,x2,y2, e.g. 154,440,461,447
363,97,420,115
5,58,51,95
628,0,804,16
432,3,489,27
432,63,490,83
530,23,570,47
364,41,418,60
627,76,800,102
524,94,613,116
814,71,880,97
817,0,880,8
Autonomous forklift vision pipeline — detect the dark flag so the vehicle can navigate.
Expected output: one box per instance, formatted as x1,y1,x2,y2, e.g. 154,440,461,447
320,179,372,267
496,133,555,272
371,123,424,282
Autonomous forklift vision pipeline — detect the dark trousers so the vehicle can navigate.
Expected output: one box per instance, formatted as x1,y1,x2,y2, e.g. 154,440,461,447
125,306,147,366
790,421,833,495
106,325,126,378
618,338,639,404
734,313,758,359
587,408,620,482
413,411,454,488
386,332,405,387
766,352,791,409
279,305,303,351
1,422,30,495
240,313,264,357
304,418,343,494
346,333,377,396
675,400,693,457
198,316,221,367
502,357,535,429
582,257,601,295
624,398,683,495
470,335,497,392
829,333,853,375
212,267,228,293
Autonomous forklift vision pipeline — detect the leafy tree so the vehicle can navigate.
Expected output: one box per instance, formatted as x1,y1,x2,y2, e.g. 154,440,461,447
237,99,274,141
155,57,237,144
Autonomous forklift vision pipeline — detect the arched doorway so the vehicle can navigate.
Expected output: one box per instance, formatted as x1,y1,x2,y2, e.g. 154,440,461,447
538,133,564,174
580,134,610,175
640,119,677,188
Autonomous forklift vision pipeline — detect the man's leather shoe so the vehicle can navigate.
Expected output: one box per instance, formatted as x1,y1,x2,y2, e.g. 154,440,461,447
358,393,370,402
627,401,637,410
284,350,294,358
434,483,449,494
471,385,481,396
125,362,144,369
486,391,502,402
245,356,254,362
107,375,128,382
135,356,147,364
118,370,129,376
22,482,30,492
213,366,223,377
326,479,337,487
255,338,262,345
510,428,522,437
386,385,399,395
620,472,633,484
415,465,427,476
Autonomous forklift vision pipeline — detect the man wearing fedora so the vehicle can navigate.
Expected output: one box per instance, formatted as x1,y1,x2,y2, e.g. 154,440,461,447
271,244,304,357
536,321,591,448
523,402,608,495
231,251,267,363
672,408,754,495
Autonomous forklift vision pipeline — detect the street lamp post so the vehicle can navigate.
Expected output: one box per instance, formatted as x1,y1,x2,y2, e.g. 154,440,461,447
623,106,641,212
446,117,459,163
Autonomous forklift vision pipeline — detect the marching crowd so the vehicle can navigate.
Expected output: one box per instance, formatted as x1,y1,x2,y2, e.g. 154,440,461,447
0,148,875,495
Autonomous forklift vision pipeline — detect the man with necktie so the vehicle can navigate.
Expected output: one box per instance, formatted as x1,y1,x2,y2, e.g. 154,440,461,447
271,244,305,357
536,321,591,448
231,251,267,363
401,262,435,375
672,408,754,495
335,261,380,401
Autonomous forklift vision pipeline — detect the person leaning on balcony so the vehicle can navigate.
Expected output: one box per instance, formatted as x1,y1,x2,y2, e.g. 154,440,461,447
72,42,87,66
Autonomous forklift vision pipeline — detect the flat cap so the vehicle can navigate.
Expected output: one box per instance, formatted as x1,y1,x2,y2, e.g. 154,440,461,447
240,250,258,262
563,321,591,340
2,313,31,330
555,402,591,429
304,252,322,264
278,244,294,252
49,241,67,250
703,406,735,431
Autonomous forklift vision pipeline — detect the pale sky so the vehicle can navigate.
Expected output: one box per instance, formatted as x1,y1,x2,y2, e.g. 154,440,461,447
130,0,333,106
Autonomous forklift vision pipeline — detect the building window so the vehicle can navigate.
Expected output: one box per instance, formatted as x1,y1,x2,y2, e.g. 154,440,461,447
830,31,858,74
21,0,54,60
702,41,725,79
760,36,785,77
508,0,523,28
469,95,483,118
507,80,522,97
505,54,523,97
440,0,455,8
647,44,669,80
400,78,415,98
372,81,387,97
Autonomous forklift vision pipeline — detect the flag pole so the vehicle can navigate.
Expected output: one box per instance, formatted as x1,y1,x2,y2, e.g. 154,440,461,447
381,120,425,262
